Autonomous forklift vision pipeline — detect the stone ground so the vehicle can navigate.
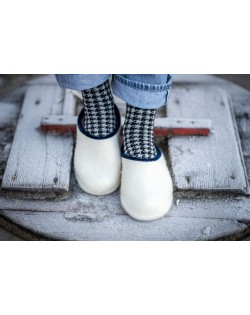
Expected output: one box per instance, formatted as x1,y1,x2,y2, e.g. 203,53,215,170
0,74,250,241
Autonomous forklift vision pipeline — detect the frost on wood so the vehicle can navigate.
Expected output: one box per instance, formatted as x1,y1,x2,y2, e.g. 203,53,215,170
1,86,76,192
1,74,250,241
167,86,249,193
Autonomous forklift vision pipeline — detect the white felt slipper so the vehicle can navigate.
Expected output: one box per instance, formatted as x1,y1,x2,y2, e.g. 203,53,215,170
74,105,121,195
120,146,173,221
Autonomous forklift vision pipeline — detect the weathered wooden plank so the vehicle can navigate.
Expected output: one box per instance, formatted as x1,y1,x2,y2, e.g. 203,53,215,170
1,158,250,240
167,85,249,193
1,170,250,222
41,115,77,133
0,89,30,187
0,191,250,221
1,85,76,192
41,115,212,136
0,210,248,241
157,117,211,136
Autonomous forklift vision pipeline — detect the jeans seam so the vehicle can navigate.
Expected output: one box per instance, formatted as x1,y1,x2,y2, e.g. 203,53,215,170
114,74,172,92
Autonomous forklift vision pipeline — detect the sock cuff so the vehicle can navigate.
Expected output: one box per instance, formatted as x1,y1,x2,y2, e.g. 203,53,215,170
77,103,121,140
121,144,162,162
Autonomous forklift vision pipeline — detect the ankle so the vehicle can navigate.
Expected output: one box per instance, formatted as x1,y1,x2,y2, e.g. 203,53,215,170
80,80,116,138
123,104,157,160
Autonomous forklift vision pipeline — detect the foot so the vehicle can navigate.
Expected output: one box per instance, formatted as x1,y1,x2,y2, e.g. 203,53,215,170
120,104,173,221
74,80,122,195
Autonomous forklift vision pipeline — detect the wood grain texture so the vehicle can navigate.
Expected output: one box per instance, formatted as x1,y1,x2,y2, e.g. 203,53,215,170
1,85,76,192
1,166,250,240
167,85,249,193
1,174,250,220
0,209,248,241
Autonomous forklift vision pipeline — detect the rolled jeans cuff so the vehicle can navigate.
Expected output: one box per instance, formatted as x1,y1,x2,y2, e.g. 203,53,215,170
112,74,172,109
55,74,111,90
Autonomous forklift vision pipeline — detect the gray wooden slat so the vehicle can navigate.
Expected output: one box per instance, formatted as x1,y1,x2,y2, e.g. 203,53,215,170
0,190,250,221
167,85,249,193
1,172,250,222
0,210,248,241
1,159,250,240
1,85,75,192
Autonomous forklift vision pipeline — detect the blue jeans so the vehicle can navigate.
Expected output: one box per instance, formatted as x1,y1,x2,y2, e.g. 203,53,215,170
55,74,172,109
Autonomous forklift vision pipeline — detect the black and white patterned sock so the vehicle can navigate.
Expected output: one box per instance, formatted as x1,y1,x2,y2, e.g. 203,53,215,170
123,104,157,159
81,80,116,138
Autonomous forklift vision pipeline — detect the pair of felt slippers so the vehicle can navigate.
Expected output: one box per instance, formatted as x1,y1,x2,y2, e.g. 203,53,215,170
74,104,173,221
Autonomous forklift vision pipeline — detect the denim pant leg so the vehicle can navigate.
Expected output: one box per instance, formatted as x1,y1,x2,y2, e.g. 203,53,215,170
55,74,111,90
111,74,172,109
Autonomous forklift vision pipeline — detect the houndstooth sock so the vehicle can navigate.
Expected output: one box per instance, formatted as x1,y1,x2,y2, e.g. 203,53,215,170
81,80,116,138
123,104,157,159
